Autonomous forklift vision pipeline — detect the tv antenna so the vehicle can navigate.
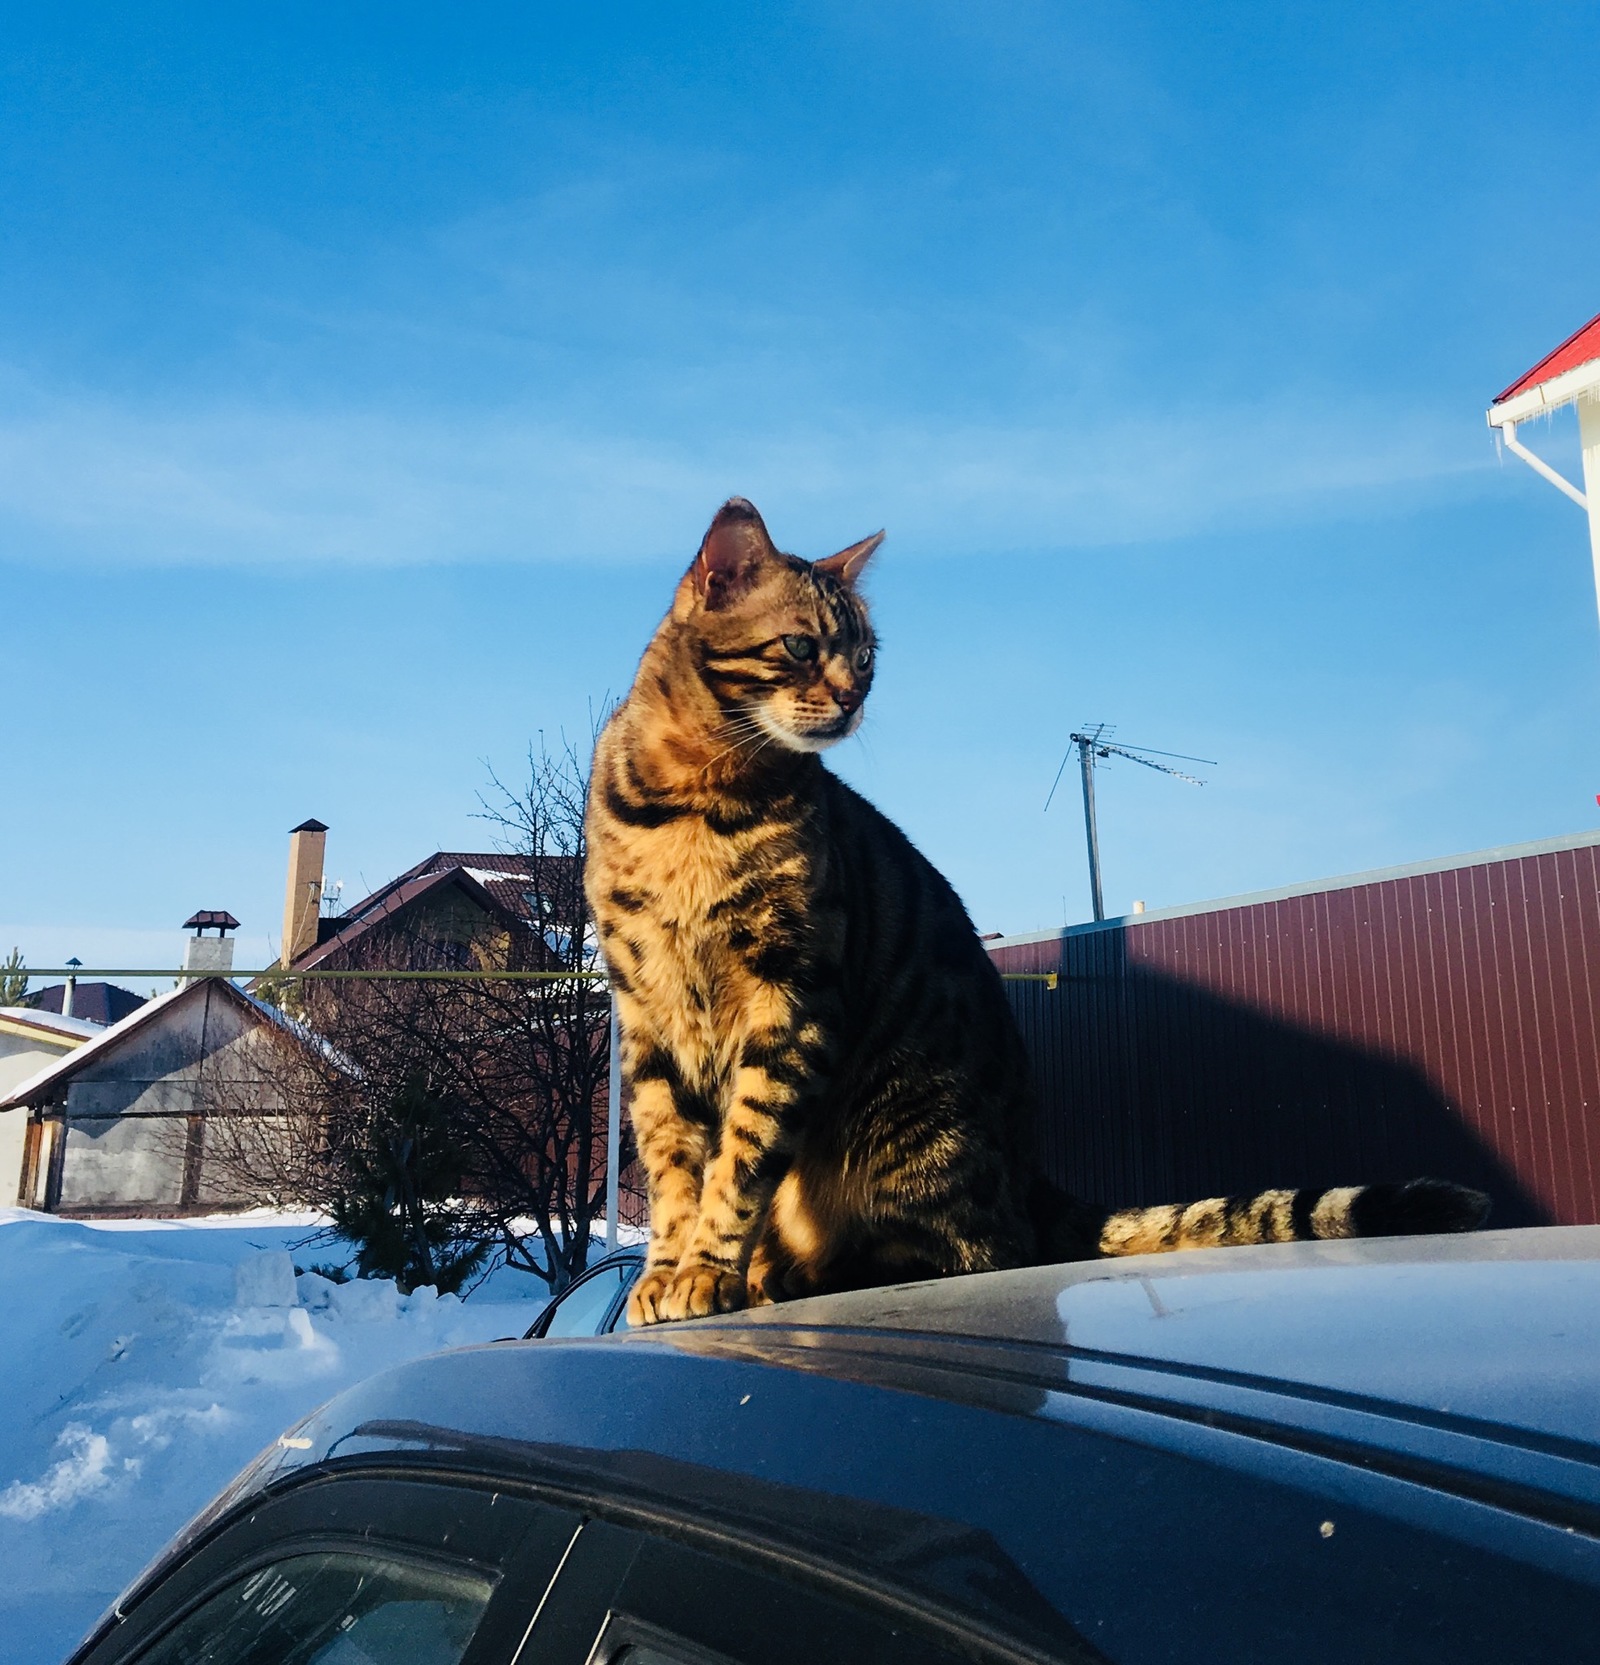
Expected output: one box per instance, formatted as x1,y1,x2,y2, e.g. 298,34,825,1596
1045,724,1215,922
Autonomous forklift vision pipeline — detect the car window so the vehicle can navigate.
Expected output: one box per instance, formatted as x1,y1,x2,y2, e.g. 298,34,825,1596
605,1262,642,1331
578,1537,974,1665
130,1550,492,1665
542,1263,633,1338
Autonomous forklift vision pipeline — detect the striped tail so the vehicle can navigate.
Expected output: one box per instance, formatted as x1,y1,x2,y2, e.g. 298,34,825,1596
1089,1178,1490,1258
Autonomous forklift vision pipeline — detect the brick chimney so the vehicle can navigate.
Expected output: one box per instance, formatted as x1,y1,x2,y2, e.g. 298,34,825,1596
281,819,328,967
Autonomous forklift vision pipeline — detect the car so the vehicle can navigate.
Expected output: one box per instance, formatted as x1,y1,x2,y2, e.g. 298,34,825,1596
522,1246,645,1339
65,1226,1600,1664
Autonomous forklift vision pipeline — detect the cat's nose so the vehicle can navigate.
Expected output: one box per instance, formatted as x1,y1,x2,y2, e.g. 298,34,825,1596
831,685,863,714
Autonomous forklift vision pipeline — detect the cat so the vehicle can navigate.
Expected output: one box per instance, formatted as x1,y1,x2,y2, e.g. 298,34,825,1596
585,498,1490,1326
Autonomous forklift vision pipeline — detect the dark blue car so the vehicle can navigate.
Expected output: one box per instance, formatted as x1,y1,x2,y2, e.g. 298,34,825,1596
67,1227,1600,1663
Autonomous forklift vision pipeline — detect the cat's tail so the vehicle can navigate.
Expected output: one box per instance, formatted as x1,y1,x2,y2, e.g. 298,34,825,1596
1031,1176,1490,1262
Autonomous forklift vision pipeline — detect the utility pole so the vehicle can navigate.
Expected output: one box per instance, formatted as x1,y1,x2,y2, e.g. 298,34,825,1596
1047,726,1213,924
605,989,621,1251
1076,732,1106,922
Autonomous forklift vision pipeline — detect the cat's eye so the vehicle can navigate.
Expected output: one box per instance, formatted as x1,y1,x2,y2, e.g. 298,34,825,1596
855,645,875,671
783,635,817,661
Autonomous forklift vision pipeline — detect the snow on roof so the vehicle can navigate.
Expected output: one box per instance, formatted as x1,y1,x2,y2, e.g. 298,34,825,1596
0,1007,104,1043
0,979,290,1112
1490,309,1600,422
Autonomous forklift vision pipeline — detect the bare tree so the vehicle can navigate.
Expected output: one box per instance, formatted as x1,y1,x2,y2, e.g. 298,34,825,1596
197,994,501,1293
204,734,639,1294
473,727,640,1287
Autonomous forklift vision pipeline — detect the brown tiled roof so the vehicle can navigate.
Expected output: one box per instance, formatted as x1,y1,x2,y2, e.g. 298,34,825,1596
395,851,576,926
286,851,579,972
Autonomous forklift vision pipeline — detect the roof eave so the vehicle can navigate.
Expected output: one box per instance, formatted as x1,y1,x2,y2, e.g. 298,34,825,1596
1488,354,1600,426
0,1013,90,1050
0,977,285,1111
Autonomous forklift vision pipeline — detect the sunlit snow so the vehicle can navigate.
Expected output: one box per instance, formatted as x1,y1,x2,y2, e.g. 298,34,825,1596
0,1208,550,1665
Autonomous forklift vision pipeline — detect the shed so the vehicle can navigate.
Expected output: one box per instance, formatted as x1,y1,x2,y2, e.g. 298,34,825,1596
0,977,292,1216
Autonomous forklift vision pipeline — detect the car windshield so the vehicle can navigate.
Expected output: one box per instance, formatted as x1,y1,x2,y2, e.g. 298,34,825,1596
542,1261,633,1337
132,1550,492,1665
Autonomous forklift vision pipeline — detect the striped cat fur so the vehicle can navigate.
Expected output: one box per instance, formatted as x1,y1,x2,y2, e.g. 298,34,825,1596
585,499,1491,1326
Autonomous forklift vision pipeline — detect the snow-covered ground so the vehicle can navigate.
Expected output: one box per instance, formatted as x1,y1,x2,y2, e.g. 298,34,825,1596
0,1208,554,1665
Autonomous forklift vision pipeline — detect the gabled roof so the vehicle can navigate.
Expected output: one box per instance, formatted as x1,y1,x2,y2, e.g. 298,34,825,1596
1490,309,1600,422
287,869,498,971
287,850,577,972
0,977,288,1111
392,851,576,925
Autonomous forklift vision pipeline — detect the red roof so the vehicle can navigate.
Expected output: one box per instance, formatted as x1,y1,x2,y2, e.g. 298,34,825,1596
1494,310,1600,405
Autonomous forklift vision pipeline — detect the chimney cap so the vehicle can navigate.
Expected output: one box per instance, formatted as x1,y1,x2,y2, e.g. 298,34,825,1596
289,818,329,834
184,910,241,935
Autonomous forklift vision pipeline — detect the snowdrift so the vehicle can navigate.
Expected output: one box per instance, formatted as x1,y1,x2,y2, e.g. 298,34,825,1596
0,1209,548,1665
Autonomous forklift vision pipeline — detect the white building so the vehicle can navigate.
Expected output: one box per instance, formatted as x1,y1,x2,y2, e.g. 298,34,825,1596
0,1007,103,1202
0,977,290,1216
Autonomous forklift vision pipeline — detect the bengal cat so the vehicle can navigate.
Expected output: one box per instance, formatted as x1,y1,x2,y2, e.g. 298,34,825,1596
585,498,1490,1326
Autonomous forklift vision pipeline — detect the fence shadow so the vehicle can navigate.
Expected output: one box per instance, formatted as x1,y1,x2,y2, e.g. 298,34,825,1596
1007,959,1550,1230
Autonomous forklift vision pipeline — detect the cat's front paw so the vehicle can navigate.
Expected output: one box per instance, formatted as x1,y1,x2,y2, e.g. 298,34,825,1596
655,1260,749,1322
626,1265,679,1327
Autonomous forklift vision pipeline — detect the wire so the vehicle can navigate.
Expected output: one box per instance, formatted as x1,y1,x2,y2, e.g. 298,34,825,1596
1109,741,1218,765
1043,749,1074,812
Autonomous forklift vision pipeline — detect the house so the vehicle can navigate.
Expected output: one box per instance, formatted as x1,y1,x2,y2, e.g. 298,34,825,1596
1,823,627,1222
276,818,576,973
1486,308,1600,623
0,1006,103,1204
26,981,146,1026
0,915,293,1216
272,819,643,1231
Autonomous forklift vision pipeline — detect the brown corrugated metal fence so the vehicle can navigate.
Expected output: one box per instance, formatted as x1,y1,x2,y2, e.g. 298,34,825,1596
988,838,1600,1229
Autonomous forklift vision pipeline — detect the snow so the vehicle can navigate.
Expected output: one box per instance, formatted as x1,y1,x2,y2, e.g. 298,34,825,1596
0,1007,105,1042
0,1207,552,1665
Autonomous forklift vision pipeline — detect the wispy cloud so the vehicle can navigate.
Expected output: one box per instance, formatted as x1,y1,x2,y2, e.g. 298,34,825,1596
0,372,1494,570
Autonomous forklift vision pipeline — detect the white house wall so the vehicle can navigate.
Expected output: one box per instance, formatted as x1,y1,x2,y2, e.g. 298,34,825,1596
0,1031,80,1206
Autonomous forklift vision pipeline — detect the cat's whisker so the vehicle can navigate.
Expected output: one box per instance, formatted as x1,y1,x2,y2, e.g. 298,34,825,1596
700,709,779,771
709,722,766,745
708,714,765,738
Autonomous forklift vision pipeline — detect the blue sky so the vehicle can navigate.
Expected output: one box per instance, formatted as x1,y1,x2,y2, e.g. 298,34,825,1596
2,1,1598,981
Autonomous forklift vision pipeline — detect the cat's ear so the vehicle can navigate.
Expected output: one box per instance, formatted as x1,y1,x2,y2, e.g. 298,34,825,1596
693,497,778,610
814,529,885,588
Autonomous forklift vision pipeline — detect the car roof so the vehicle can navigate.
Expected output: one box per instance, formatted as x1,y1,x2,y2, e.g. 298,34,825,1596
117,1228,1600,1665
695,1224,1600,1450
231,1226,1600,1487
